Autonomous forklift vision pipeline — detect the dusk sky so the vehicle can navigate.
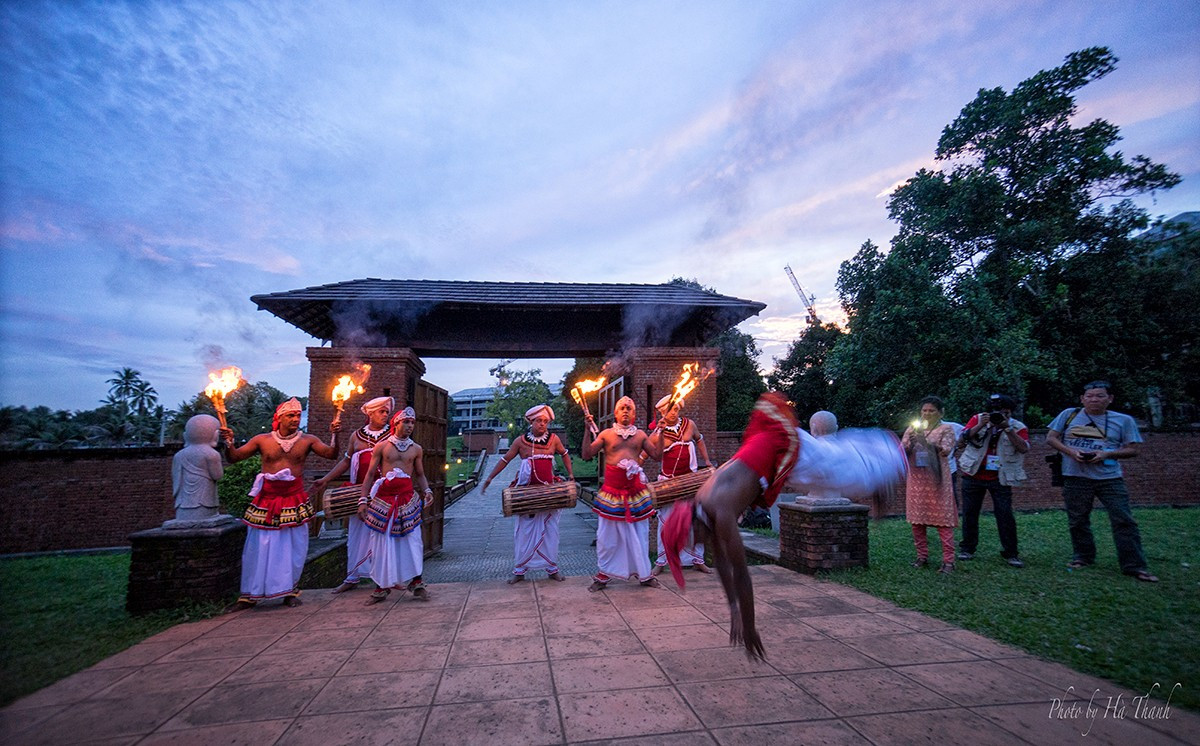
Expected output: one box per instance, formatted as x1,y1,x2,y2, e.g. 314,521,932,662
2,1,1198,413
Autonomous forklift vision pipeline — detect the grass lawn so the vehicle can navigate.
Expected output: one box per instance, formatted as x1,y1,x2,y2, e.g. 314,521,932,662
0,553,223,707
826,507,1199,710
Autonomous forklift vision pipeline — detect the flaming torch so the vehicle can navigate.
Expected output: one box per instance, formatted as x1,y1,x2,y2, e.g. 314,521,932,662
330,364,372,427
204,366,244,429
665,363,714,411
571,376,606,436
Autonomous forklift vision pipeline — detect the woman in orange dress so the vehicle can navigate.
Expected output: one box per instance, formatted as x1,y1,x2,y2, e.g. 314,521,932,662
902,396,959,573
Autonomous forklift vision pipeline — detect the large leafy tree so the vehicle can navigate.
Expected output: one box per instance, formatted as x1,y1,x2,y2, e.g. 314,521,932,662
831,47,1181,426
483,369,554,443
167,380,294,443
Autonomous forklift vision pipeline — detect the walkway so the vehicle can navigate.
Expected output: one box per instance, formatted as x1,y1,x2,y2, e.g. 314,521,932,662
423,456,601,582
3,565,1195,745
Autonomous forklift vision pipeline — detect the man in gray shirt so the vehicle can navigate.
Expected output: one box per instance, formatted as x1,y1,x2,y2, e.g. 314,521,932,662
1046,381,1157,582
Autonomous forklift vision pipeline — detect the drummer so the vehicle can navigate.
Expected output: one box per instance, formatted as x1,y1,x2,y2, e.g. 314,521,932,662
357,407,434,604
648,395,714,576
481,403,575,584
314,395,394,593
582,396,663,592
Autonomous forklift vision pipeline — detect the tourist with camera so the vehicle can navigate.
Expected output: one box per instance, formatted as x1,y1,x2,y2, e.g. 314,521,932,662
957,394,1029,567
1046,381,1158,582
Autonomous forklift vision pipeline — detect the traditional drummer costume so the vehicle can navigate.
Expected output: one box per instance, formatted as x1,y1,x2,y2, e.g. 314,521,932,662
338,396,393,586
238,398,313,604
355,408,427,598
592,397,656,587
652,395,710,572
508,404,565,580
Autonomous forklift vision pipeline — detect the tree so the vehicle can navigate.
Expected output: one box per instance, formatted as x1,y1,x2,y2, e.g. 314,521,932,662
483,369,553,442
166,380,294,443
829,47,1181,426
767,321,844,424
560,358,606,449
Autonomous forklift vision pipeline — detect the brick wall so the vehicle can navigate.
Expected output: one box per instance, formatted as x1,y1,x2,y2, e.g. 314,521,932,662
627,347,719,481
0,447,179,554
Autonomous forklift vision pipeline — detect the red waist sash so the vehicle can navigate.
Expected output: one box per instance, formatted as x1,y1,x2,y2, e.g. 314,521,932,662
732,393,799,508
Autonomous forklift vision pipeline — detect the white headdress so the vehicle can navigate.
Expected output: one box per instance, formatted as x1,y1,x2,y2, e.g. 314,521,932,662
524,404,555,422
360,396,394,415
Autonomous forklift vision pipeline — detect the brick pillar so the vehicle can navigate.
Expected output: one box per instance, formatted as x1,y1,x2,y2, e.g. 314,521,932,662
779,498,870,574
305,347,426,475
126,521,246,614
626,346,719,481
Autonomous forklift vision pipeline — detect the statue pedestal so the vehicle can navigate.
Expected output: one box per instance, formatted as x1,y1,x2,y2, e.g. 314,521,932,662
779,497,869,574
126,518,245,614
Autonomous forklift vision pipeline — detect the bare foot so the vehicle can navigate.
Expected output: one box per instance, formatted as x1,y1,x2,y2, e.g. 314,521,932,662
331,581,358,594
365,589,390,605
588,580,607,593
693,563,713,574
282,595,303,607
651,565,664,576
640,577,662,588
507,575,525,585
547,571,566,582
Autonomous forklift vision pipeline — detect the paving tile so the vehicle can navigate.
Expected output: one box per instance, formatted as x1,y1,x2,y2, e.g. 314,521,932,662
585,731,717,746
551,653,669,694
603,587,691,611
800,613,915,638
157,633,281,663
207,614,307,637
927,629,1030,659
546,630,646,660
467,584,536,605
559,686,702,742
634,622,732,653
456,616,542,641
679,675,832,728
752,583,831,602
141,617,231,645
338,645,449,676
264,627,371,654
5,666,140,709
816,589,899,612
844,707,1035,746
160,678,325,728
283,706,424,745
620,605,712,629
95,657,248,697
841,632,982,667
291,610,387,631
0,704,66,741
991,656,1118,696
761,639,884,675
654,646,776,684
448,635,547,667
792,668,956,716
765,595,865,618
423,696,560,746
897,660,1060,707
460,599,540,621
435,661,554,703
26,688,207,744
303,671,441,714
757,619,828,645
90,641,184,669
361,622,456,647
972,701,1186,745
224,649,353,684
378,605,463,626
711,719,870,745
541,609,627,635
137,718,293,745
874,608,958,632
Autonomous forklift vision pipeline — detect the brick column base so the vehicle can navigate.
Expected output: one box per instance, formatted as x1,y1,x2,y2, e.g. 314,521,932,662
779,498,869,574
126,520,246,614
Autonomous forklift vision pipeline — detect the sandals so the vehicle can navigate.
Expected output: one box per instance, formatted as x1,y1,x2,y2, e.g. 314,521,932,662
1066,559,1091,570
1129,570,1159,583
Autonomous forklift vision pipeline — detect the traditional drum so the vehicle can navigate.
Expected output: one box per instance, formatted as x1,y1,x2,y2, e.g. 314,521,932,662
322,484,362,520
649,466,715,508
502,481,578,517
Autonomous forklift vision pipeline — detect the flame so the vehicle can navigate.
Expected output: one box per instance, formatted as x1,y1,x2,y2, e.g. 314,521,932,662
574,376,606,394
204,366,244,404
330,364,372,407
668,363,713,408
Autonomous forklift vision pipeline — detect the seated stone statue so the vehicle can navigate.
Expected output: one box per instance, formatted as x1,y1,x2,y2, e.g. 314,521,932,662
166,414,232,528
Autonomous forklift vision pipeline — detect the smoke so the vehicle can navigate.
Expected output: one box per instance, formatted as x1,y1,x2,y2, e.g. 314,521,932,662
197,344,227,370
329,298,438,348
620,302,695,350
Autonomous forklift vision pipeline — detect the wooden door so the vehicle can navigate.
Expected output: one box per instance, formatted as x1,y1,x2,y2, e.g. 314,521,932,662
412,380,448,556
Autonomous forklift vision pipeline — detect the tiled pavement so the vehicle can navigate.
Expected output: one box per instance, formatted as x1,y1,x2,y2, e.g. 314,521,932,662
4,565,1197,745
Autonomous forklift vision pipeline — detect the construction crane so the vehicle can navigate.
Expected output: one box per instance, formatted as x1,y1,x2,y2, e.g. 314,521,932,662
489,358,515,387
784,264,820,326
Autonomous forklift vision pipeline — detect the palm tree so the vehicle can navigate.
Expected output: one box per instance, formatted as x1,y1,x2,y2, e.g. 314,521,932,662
106,368,143,403
129,379,158,417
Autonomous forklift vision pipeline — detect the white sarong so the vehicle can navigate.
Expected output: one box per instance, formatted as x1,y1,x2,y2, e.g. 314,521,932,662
240,524,308,600
361,517,423,590
596,519,652,582
655,499,705,568
512,454,561,576
344,514,371,582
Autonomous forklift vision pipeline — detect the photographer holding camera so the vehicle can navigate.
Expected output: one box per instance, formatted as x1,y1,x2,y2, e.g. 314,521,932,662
957,394,1029,567
1046,381,1157,583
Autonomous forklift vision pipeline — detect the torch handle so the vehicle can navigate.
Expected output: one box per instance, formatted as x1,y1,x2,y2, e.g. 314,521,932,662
332,404,343,428
213,400,228,430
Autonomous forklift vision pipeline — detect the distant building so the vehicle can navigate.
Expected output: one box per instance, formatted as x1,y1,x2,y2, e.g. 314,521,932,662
450,384,563,436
